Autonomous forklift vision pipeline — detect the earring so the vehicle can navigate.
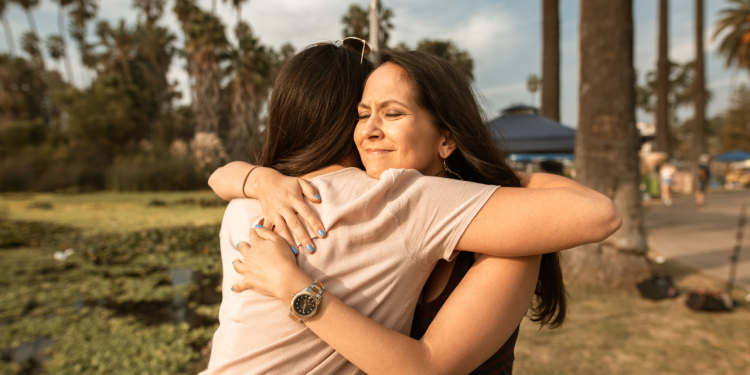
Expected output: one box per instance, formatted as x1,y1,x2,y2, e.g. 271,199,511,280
441,159,463,181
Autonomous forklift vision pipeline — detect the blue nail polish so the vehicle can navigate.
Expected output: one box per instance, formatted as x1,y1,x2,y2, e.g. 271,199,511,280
291,246,298,255
231,287,234,291
232,260,235,265
318,229,325,236
306,244,314,253
314,194,321,200
254,224,262,229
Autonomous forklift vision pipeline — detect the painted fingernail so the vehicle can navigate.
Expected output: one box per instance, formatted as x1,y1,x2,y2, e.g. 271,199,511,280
314,194,321,200
231,287,234,291
318,229,325,237
236,243,239,248
254,224,263,229
232,260,235,265
291,246,298,255
306,244,314,253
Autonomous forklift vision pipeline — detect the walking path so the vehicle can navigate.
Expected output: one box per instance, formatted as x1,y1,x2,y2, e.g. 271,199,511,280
645,190,750,291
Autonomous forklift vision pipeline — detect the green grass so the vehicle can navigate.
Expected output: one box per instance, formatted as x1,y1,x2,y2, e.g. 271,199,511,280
0,191,226,235
515,254,750,375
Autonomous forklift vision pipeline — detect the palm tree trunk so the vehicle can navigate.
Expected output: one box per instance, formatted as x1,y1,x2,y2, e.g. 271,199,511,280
1,14,15,55
541,0,560,121
228,74,260,161
192,50,221,134
692,0,706,161
563,0,651,287
25,10,37,36
655,0,671,154
58,6,76,85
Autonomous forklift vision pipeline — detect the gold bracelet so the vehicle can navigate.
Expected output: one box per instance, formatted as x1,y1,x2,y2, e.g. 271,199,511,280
242,166,259,198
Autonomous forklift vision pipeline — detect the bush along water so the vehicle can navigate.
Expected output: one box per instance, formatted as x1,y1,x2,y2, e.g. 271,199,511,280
0,220,222,374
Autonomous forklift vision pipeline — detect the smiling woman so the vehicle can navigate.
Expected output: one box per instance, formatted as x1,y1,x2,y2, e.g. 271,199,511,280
355,63,452,179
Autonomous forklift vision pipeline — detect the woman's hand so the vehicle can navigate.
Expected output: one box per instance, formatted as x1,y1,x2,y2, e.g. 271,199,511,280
208,161,327,252
250,168,327,253
231,227,313,302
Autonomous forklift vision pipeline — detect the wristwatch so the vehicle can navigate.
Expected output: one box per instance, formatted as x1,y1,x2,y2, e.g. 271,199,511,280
289,280,325,321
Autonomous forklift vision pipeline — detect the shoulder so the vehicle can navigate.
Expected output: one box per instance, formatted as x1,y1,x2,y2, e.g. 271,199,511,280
220,198,263,237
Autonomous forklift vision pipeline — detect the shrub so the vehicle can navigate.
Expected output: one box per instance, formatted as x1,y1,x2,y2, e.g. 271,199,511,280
0,222,222,374
107,155,208,191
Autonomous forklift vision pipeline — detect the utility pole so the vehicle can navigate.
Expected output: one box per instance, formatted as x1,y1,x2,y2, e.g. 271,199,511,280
369,0,379,53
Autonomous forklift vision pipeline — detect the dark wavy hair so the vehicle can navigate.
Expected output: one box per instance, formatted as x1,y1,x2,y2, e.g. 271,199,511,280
258,43,374,176
379,49,567,328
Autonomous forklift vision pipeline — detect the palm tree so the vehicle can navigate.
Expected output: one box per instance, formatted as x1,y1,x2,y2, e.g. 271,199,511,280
713,0,750,73
133,0,164,25
415,39,473,80
175,0,228,135
1,0,16,54
655,0,670,154
13,0,39,35
566,0,650,287
96,20,135,85
20,30,41,63
693,0,706,161
46,34,66,78
226,21,275,161
541,0,560,121
54,0,75,84
223,0,248,26
69,0,97,84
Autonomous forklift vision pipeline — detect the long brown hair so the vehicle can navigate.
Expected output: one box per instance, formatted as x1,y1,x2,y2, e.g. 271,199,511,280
379,49,567,328
258,43,374,176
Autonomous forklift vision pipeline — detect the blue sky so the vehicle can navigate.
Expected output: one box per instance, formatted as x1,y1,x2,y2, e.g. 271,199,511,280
2,0,748,128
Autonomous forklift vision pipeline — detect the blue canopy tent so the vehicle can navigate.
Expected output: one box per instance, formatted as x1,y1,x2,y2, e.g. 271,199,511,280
487,105,576,155
714,150,750,162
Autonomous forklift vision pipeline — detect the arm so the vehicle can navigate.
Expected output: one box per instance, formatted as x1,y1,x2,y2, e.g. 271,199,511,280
208,161,326,251
233,227,540,375
455,172,622,256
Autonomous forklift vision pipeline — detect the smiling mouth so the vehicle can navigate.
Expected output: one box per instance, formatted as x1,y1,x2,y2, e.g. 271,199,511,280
365,149,393,155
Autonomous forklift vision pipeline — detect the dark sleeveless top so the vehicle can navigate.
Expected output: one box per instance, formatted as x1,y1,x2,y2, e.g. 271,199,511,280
410,251,519,375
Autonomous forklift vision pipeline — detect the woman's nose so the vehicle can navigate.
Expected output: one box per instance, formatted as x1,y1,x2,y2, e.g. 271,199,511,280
359,115,384,140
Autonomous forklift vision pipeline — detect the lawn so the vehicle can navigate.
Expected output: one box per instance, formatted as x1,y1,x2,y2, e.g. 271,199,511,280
515,253,750,375
0,191,226,235
1,191,748,374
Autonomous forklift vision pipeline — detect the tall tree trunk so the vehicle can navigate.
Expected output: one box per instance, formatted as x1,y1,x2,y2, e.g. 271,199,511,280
2,14,15,55
541,0,560,121
191,50,221,134
563,0,651,287
692,0,706,161
368,0,378,52
655,0,671,154
227,74,260,161
58,7,76,85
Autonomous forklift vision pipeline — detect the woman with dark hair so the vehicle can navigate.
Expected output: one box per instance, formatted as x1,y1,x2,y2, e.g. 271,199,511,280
206,46,619,374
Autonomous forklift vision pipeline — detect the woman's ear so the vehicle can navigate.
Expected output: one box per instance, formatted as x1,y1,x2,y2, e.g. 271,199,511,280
438,131,457,159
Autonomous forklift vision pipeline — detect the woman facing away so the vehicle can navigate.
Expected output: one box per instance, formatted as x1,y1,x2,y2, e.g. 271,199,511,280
204,44,621,375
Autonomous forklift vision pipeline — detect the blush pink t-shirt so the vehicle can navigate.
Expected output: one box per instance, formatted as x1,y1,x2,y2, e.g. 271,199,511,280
204,168,498,374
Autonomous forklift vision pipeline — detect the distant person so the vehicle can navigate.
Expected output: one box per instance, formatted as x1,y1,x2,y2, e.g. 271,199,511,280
539,160,564,176
660,162,675,206
696,154,710,206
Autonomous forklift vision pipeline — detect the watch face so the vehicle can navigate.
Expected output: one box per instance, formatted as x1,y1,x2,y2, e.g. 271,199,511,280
293,294,317,317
